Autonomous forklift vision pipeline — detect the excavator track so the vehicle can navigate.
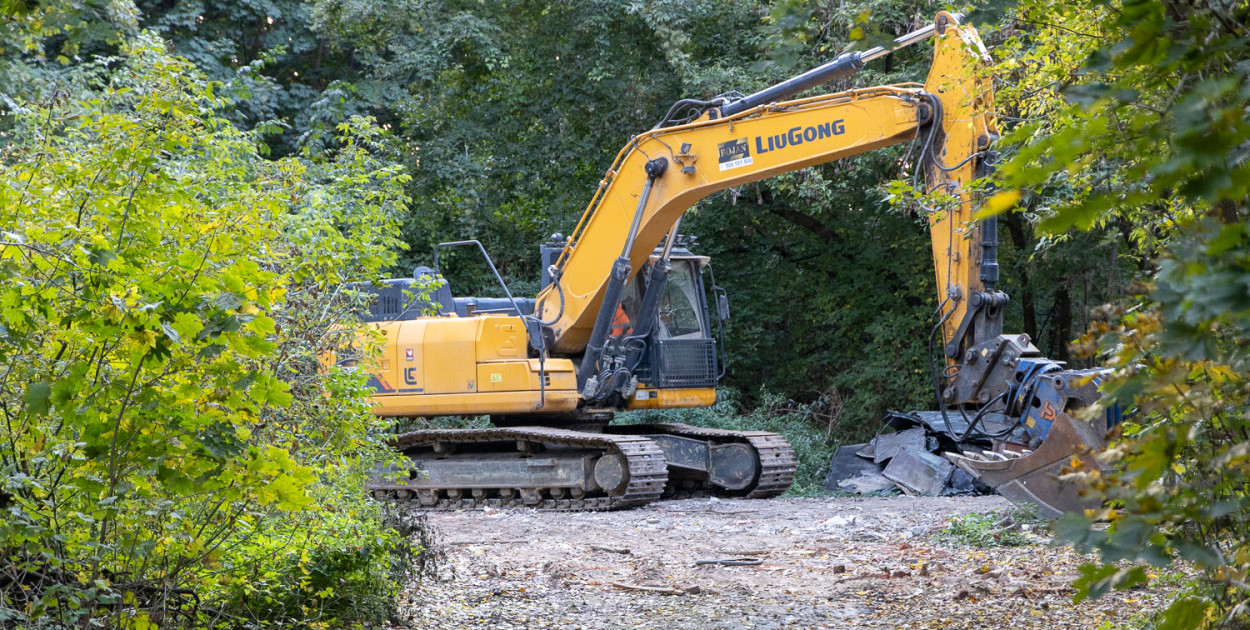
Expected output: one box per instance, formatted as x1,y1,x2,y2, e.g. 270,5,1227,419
371,427,668,511
607,423,797,499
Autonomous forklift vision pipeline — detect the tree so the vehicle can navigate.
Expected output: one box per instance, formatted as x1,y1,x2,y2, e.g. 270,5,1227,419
0,34,420,627
985,0,1250,625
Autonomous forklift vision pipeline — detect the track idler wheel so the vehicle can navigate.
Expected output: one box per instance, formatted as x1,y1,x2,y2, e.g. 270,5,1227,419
593,453,630,495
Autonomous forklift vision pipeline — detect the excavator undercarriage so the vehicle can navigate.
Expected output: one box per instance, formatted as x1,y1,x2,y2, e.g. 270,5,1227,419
368,423,795,511
356,237,796,511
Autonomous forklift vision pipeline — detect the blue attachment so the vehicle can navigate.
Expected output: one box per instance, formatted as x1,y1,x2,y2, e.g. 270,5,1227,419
1106,402,1123,429
1010,358,1065,443
1008,361,1121,444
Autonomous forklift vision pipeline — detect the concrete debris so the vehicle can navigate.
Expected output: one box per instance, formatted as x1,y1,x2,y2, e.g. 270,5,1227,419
823,444,882,491
882,446,955,496
866,427,927,464
855,440,876,460
837,472,899,495
942,467,987,496
827,412,998,497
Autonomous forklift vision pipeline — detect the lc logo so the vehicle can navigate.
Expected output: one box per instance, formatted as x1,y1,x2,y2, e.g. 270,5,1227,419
403,368,419,386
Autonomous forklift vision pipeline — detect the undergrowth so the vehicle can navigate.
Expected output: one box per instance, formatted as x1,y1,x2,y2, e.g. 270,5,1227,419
620,388,840,495
933,507,1047,548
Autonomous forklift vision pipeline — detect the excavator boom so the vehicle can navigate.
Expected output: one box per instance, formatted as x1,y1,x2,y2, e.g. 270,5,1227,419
539,12,998,358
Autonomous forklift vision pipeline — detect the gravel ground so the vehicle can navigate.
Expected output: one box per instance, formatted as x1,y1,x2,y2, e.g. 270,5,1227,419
399,496,1174,629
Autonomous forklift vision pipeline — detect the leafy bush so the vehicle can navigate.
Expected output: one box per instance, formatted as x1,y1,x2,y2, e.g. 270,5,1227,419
986,0,1250,626
0,35,423,628
208,483,441,627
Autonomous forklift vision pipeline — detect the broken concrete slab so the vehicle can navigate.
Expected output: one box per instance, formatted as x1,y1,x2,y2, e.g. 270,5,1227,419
823,444,882,492
855,441,875,460
941,467,979,496
867,427,927,464
882,446,955,496
837,472,898,495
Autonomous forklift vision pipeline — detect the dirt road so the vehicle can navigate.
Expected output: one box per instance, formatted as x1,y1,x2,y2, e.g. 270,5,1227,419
400,496,1172,629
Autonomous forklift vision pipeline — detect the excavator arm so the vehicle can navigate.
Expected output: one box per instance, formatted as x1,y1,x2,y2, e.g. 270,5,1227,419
536,12,1110,517
541,86,930,353
543,12,998,386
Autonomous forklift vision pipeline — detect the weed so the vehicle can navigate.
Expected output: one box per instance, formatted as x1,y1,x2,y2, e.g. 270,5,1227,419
933,508,1045,548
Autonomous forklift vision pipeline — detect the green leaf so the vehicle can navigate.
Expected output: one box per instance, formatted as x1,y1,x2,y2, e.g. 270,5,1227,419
1204,223,1245,256
1053,511,1106,553
1072,564,1118,602
975,190,1021,218
213,292,244,311
1072,564,1148,602
160,322,181,345
1156,596,1211,630
170,312,204,341
1177,541,1220,567
1038,195,1113,234
23,382,51,416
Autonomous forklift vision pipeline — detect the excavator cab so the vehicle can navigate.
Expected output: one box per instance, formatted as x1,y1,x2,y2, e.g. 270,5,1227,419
628,243,722,400
540,233,724,410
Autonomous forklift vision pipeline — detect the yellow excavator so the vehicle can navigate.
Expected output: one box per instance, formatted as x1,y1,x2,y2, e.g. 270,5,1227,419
355,13,1112,516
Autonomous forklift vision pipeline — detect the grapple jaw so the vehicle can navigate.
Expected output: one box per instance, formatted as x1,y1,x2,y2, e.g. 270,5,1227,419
945,412,1106,518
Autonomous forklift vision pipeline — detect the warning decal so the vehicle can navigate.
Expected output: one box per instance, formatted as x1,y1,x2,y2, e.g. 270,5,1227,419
717,138,753,171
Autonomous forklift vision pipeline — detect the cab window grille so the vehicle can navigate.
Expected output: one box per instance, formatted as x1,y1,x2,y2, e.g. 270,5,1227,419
647,338,717,388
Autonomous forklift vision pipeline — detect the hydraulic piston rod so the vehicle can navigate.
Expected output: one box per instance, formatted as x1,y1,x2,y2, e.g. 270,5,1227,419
720,21,942,117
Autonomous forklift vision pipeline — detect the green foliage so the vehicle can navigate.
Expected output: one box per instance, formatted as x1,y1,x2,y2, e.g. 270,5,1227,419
622,388,840,495
933,508,1043,548
209,484,440,625
985,0,1250,626
310,0,769,284
134,0,354,151
0,0,137,63
0,34,421,627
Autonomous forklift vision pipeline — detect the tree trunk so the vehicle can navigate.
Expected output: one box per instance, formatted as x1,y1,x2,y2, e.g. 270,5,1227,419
1003,213,1037,342
1052,286,1071,362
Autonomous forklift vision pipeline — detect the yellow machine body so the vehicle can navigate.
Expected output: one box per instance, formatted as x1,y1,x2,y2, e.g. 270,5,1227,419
624,387,717,410
367,314,582,416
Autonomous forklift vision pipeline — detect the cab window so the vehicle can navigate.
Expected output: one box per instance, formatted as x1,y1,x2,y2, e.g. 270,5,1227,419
657,261,704,339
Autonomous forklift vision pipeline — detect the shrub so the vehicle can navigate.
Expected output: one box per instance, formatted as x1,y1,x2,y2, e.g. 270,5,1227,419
934,508,1045,548
0,35,421,628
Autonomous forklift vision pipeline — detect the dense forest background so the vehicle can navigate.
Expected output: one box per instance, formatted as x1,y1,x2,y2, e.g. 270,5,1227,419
4,0,1249,628
124,0,1127,430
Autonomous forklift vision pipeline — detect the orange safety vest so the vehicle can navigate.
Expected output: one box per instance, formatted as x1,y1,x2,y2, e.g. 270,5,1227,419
610,305,632,337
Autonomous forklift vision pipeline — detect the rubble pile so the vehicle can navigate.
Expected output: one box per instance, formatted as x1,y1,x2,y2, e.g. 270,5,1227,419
824,412,999,496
